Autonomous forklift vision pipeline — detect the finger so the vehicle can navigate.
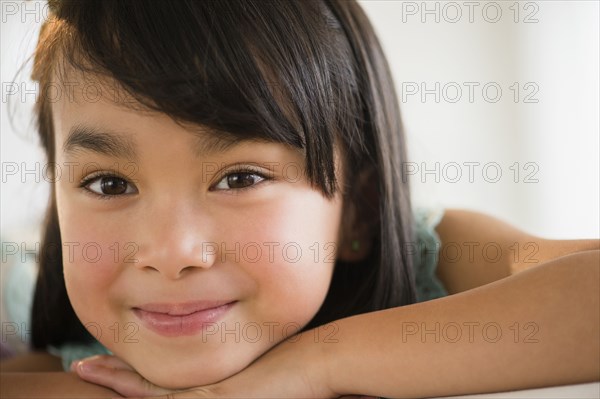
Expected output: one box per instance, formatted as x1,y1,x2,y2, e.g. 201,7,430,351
71,354,135,372
162,387,220,398
147,385,236,399
158,392,379,399
74,361,172,398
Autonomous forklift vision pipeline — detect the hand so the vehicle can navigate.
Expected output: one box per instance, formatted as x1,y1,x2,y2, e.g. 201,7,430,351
70,355,175,397
72,331,376,398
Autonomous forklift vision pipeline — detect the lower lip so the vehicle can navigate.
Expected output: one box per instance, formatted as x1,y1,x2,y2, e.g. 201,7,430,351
132,302,236,337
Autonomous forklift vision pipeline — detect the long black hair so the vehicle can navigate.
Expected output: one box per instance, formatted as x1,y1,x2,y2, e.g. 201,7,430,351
30,0,416,349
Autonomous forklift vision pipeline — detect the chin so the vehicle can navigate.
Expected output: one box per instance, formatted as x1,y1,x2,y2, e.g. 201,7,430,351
134,354,248,389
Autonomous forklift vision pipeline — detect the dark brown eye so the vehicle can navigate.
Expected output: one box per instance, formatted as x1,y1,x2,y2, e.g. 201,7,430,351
85,175,136,196
100,177,128,195
214,171,265,191
227,173,258,189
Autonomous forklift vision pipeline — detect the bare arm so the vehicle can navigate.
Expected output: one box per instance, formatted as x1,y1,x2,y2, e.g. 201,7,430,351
327,249,600,398
0,351,63,372
435,209,600,294
1,353,121,398
1,372,122,398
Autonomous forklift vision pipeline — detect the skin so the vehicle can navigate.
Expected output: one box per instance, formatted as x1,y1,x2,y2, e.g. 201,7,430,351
47,74,350,389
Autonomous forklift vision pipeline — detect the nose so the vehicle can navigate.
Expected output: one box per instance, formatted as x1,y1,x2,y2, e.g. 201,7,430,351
134,203,217,280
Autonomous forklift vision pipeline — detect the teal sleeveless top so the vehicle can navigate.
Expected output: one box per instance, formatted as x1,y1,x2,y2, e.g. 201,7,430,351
31,208,447,369
413,207,448,302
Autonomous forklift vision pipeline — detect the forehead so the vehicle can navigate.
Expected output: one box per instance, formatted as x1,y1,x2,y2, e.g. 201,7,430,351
50,70,277,158
50,67,151,127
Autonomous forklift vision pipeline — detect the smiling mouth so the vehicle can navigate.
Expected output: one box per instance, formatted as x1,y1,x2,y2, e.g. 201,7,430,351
132,301,237,337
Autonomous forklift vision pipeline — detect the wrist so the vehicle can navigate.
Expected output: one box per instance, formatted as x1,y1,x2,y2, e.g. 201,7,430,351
316,314,380,397
289,322,340,398
306,321,347,398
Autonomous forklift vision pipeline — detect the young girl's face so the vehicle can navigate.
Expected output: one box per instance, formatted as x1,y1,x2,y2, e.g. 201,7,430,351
51,76,345,388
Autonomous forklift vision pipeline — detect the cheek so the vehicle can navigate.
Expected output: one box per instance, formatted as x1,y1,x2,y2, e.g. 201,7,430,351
223,190,341,326
59,205,128,324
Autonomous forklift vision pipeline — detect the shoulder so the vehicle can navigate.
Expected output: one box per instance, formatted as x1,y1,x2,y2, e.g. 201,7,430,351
432,209,531,293
435,209,530,241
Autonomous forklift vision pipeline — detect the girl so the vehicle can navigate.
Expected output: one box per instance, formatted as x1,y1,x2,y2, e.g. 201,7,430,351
2,0,598,398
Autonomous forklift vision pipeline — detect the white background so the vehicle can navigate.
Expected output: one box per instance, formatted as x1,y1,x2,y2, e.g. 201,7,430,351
1,0,599,245
358,0,599,239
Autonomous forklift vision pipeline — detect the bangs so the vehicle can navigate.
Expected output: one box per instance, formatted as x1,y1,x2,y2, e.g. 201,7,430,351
37,0,364,197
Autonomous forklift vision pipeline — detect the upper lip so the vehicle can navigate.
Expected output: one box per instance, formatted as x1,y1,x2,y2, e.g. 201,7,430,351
132,300,236,316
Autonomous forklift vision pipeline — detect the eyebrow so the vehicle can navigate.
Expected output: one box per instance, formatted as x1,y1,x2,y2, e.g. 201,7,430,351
63,124,247,159
63,125,137,159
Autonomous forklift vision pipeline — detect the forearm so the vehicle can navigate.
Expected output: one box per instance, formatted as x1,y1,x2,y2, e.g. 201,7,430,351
0,372,121,398
325,250,600,398
0,352,63,372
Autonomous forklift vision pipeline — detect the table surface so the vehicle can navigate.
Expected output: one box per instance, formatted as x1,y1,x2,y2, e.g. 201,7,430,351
432,382,600,399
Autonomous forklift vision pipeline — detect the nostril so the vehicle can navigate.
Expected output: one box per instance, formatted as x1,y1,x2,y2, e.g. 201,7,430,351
179,265,200,275
140,264,201,279
141,264,160,273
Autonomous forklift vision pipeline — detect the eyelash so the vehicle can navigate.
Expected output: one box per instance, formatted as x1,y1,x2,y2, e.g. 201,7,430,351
78,166,272,200
78,171,137,201
209,166,271,194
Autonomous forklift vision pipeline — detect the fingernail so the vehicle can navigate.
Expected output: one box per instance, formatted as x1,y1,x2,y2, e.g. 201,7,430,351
69,360,78,372
78,361,101,374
